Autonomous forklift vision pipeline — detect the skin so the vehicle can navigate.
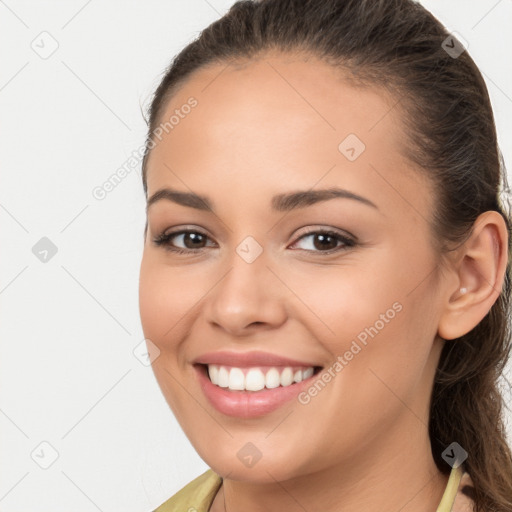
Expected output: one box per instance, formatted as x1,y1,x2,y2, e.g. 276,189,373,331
138,52,508,512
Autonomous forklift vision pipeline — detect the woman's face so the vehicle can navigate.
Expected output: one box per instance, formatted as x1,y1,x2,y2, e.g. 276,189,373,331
139,53,448,482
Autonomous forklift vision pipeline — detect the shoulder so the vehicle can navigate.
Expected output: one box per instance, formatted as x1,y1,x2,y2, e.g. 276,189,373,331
452,468,476,512
153,469,222,512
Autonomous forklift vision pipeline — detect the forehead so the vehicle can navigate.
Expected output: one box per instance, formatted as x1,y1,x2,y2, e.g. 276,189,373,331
155,53,403,142
145,52,434,220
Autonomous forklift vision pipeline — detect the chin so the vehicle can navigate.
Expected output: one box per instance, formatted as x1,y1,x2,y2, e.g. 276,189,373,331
193,438,314,483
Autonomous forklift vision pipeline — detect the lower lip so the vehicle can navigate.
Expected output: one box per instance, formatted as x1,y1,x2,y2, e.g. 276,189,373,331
195,365,318,418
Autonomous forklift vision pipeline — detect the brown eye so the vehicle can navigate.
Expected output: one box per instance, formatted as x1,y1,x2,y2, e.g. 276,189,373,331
153,229,215,253
290,230,356,254
312,233,338,251
181,232,207,249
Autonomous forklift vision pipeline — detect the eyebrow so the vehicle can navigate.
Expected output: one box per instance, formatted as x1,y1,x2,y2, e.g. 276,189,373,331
146,187,378,213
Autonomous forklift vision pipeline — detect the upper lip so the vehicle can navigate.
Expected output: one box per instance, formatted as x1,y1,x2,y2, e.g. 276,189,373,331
193,350,320,368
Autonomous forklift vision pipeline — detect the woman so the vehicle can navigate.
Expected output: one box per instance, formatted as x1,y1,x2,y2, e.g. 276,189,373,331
138,0,512,511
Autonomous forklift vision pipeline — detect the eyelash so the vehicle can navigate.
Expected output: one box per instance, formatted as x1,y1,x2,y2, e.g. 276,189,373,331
152,228,357,256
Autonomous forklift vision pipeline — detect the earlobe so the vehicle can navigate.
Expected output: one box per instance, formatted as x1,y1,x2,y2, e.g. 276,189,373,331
437,211,509,341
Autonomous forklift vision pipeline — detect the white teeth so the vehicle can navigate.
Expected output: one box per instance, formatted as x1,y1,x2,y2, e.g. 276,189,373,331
206,364,316,391
208,364,219,385
303,367,314,379
228,368,245,390
217,366,229,387
265,368,281,389
245,368,265,391
280,367,294,386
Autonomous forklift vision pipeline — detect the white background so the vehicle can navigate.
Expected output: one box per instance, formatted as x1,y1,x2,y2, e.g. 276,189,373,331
0,1,511,510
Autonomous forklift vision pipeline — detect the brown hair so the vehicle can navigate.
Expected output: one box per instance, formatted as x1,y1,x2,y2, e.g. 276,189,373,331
140,0,512,509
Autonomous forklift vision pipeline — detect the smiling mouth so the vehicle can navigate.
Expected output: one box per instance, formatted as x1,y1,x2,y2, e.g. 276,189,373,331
197,364,323,392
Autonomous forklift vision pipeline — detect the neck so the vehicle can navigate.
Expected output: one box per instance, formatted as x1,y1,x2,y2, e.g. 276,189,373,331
211,418,449,512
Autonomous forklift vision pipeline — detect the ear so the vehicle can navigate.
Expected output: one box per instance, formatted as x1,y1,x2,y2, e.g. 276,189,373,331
437,211,509,341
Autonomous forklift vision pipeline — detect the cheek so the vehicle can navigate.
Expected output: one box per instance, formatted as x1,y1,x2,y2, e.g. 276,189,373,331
320,287,438,439
290,248,436,398
138,257,205,344
294,307,428,459
139,259,198,413
283,254,397,344
138,263,169,341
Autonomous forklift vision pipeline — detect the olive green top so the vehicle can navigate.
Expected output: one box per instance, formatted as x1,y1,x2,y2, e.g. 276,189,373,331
154,463,475,512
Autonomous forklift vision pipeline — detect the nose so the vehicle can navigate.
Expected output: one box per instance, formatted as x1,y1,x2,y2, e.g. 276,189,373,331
203,247,287,337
